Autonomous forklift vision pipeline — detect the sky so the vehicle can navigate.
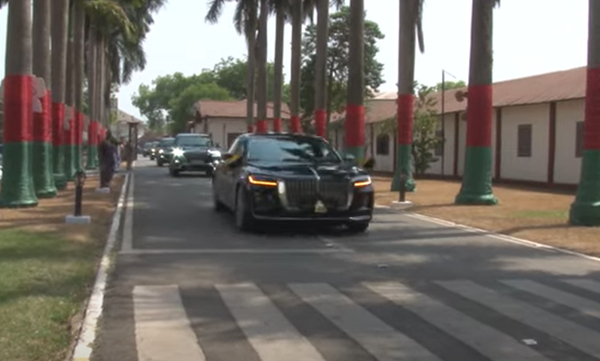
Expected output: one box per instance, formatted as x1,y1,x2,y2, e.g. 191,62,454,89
0,0,589,121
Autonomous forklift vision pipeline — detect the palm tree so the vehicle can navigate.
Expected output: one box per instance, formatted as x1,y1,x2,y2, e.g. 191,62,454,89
64,2,77,180
0,0,39,207
73,1,86,170
289,0,303,133
255,0,269,133
31,0,58,198
391,0,424,193
313,0,329,138
270,0,289,132
570,0,600,226
206,0,258,133
51,0,70,190
454,0,500,205
343,0,364,163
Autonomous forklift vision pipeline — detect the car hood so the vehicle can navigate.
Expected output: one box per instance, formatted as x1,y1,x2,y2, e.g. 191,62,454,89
178,146,215,153
247,161,367,179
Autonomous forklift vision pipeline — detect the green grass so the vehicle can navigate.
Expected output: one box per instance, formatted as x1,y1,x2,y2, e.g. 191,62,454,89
0,229,102,361
511,210,569,219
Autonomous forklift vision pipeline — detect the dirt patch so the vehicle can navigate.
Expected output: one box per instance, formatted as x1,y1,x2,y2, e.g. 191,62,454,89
0,174,125,361
373,176,600,257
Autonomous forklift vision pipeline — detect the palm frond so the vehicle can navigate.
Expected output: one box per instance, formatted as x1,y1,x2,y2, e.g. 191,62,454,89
415,0,425,53
205,0,227,23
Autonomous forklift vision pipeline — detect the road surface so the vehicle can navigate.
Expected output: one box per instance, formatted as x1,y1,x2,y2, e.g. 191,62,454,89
91,159,600,361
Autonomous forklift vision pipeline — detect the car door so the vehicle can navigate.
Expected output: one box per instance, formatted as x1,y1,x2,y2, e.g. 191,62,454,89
222,139,245,208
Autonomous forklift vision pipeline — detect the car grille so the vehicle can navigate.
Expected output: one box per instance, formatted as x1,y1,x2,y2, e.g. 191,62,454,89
185,152,209,161
284,178,350,212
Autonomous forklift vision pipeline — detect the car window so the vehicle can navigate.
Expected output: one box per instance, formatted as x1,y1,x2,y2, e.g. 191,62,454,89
159,139,174,147
175,136,212,147
228,138,243,155
247,137,341,163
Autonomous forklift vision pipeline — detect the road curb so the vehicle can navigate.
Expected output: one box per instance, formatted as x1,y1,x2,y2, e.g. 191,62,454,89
69,172,131,361
375,203,600,264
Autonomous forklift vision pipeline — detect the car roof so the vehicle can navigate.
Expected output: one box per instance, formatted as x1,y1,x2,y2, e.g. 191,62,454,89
242,132,323,142
175,133,210,137
160,137,175,141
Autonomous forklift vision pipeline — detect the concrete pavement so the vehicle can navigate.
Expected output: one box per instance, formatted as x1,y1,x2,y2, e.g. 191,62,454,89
91,159,600,361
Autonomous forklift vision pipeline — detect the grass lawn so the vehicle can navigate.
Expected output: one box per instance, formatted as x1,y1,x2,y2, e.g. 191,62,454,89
373,176,600,257
0,174,124,361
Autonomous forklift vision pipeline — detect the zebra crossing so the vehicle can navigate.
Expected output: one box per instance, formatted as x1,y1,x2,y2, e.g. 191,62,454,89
131,278,600,361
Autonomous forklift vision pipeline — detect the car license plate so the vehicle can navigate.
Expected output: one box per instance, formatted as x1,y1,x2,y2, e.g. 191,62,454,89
314,200,327,213
190,159,204,165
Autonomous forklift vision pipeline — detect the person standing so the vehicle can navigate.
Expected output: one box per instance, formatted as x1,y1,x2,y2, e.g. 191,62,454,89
98,130,116,188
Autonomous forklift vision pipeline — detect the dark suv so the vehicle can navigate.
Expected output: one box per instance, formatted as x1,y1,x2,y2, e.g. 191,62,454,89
155,137,175,167
169,133,222,177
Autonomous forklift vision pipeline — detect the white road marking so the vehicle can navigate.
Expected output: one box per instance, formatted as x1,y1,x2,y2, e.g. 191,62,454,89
289,283,441,361
120,248,351,255
365,282,550,361
133,285,206,361
216,283,326,361
437,280,600,357
502,279,600,320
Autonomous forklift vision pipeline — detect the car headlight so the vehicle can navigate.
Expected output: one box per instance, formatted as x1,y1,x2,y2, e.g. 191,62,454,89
158,149,164,154
208,149,221,158
353,176,372,188
172,148,184,157
248,175,278,187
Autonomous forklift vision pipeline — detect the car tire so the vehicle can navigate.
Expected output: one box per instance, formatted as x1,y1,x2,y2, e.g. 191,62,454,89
169,168,180,177
346,221,369,233
234,187,254,232
157,160,163,167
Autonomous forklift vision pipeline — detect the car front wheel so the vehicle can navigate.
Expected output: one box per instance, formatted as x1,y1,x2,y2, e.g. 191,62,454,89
235,187,255,232
346,221,369,233
169,168,180,177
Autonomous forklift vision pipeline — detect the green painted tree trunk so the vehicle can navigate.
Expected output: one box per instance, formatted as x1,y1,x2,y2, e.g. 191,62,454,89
244,3,257,133
455,0,498,205
289,0,302,133
344,0,365,164
31,0,57,198
313,0,329,138
50,0,69,190
569,0,600,226
391,0,417,192
0,0,39,208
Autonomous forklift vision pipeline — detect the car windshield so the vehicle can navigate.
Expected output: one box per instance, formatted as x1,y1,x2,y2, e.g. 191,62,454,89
176,136,212,147
247,137,341,163
159,139,174,147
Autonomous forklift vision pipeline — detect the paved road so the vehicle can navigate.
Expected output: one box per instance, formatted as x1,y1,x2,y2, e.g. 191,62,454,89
92,159,600,361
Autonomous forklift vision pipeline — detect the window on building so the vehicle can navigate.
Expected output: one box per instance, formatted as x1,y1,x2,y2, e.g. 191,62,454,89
376,134,390,155
576,121,584,158
434,130,444,156
517,124,532,158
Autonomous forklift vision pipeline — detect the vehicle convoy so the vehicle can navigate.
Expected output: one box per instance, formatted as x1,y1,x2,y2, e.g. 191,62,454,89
212,133,374,233
156,137,175,167
143,141,158,159
169,133,222,176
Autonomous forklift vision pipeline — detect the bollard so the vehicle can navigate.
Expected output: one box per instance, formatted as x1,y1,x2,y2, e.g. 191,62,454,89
65,169,91,224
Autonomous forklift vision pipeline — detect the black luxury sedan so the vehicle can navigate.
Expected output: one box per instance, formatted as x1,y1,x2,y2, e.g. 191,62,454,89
212,133,374,233
169,133,222,176
156,137,175,167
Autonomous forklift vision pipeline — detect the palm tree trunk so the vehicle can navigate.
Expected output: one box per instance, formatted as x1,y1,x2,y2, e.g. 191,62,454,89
391,0,417,192
272,5,285,132
455,0,498,205
255,0,269,133
31,0,57,198
0,0,39,207
50,0,69,190
245,6,257,133
289,0,302,133
73,2,85,171
86,25,99,169
569,0,600,225
313,0,329,137
344,0,365,163
64,3,76,181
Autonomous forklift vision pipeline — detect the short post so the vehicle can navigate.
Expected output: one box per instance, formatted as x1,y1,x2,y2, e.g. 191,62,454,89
127,123,133,170
391,169,414,211
65,170,91,224
399,170,407,202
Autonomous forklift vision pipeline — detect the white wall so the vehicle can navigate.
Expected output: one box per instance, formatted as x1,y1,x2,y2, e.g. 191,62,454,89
193,117,247,151
426,113,456,176
500,104,549,182
554,99,585,184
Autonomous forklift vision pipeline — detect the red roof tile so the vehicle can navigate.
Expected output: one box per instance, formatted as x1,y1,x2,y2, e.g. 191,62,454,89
195,100,291,119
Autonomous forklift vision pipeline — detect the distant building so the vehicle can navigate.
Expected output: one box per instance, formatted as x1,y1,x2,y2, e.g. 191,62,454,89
110,109,146,141
189,100,291,150
331,66,588,189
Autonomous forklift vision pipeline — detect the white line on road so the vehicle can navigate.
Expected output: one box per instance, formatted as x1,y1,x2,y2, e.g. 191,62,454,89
120,248,352,255
121,172,134,251
216,283,326,361
70,173,129,361
364,282,550,361
289,283,441,361
133,285,206,361
437,280,600,358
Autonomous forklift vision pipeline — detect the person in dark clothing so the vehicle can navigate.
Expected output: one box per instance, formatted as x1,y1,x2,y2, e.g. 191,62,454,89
98,130,116,188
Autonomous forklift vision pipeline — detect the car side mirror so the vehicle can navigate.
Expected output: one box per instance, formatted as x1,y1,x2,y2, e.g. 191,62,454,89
222,153,233,161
